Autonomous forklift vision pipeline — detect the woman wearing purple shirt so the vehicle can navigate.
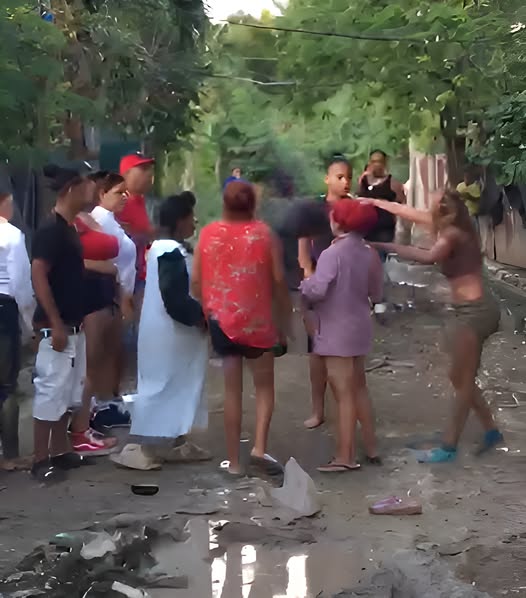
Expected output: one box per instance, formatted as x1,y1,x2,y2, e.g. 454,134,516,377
301,199,383,472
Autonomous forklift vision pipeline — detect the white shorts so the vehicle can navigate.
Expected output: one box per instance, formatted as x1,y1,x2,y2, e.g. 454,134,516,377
33,332,86,422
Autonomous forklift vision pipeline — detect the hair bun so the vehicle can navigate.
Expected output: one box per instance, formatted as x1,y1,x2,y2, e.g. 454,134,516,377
223,181,256,215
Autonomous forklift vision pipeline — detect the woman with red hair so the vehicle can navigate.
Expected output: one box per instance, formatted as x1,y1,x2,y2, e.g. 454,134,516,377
300,199,383,472
192,181,292,476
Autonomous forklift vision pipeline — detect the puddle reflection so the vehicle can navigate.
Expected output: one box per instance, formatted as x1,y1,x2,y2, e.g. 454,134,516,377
212,545,310,598
153,519,363,598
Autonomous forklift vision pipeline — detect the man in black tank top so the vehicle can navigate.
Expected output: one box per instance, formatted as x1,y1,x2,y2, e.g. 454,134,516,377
358,150,406,245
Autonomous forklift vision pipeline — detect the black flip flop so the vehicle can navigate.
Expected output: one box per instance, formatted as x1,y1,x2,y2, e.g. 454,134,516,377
249,454,284,477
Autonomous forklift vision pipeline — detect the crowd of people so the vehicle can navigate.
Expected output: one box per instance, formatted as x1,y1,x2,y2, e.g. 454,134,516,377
0,149,504,482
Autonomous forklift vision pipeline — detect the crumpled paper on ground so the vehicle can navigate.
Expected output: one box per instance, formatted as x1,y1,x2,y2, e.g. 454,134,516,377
270,457,320,518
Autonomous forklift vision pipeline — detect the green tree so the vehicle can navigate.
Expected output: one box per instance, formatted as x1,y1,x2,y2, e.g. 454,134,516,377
0,0,208,161
50,0,208,156
166,9,411,223
278,0,526,182
0,1,88,160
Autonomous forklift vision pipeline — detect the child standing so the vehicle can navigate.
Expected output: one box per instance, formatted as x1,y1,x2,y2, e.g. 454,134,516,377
300,199,383,471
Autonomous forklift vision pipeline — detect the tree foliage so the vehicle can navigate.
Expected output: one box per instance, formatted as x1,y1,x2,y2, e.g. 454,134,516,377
167,10,411,222
0,0,208,161
469,92,526,185
277,0,526,182
0,1,80,160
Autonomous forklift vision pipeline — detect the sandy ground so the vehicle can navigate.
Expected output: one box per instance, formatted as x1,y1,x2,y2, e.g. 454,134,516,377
1,288,526,597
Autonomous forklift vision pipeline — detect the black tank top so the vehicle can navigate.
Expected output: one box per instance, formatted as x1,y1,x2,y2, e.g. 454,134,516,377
358,175,397,243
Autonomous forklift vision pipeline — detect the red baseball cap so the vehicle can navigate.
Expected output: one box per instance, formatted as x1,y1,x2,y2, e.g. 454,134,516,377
119,153,155,175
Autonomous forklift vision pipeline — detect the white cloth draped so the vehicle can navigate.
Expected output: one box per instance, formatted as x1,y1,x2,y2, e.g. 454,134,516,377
130,239,208,439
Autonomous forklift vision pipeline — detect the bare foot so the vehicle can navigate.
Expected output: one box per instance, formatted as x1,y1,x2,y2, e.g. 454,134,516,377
220,459,243,476
304,415,324,429
228,465,243,475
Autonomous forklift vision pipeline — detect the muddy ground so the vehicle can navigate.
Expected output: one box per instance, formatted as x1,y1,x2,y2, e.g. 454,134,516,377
1,288,525,597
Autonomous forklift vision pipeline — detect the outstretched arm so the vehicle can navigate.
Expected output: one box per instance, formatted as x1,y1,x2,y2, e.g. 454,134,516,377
375,235,453,266
370,199,432,226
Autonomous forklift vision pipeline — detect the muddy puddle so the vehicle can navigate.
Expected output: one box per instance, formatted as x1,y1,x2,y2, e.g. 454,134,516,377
151,518,371,597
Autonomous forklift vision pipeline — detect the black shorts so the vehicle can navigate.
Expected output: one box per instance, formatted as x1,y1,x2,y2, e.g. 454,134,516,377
0,295,21,397
84,272,118,316
208,319,270,360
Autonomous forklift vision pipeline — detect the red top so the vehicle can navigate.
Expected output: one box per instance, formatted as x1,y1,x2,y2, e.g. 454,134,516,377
198,220,277,348
117,193,152,281
75,218,119,261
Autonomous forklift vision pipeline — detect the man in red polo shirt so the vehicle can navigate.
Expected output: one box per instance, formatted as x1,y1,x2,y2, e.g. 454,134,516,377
118,153,155,314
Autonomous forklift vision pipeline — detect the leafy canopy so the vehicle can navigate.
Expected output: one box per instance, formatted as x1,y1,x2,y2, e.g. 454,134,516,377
277,0,526,181
0,0,208,160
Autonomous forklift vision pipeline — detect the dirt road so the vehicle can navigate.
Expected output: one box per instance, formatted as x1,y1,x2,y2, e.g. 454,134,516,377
1,295,525,596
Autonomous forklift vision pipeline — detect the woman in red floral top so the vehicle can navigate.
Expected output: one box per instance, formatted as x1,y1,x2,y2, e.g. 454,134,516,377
192,181,291,476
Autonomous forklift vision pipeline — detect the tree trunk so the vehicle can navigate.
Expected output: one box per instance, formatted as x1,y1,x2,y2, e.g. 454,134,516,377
181,151,195,190
440,109,466,186
64,116,88,160
214,151,223,189
443,134,466,186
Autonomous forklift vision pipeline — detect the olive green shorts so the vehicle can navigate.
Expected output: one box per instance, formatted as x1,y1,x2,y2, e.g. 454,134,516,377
447,292,500,346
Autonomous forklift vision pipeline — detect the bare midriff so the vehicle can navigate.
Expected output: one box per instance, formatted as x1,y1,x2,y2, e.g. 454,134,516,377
441,230,484,303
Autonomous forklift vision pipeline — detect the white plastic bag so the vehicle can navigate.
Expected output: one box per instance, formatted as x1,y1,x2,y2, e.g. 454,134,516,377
270,457,320,518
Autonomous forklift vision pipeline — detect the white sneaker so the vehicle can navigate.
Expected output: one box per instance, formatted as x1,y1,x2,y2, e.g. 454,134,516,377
110,444,162,471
